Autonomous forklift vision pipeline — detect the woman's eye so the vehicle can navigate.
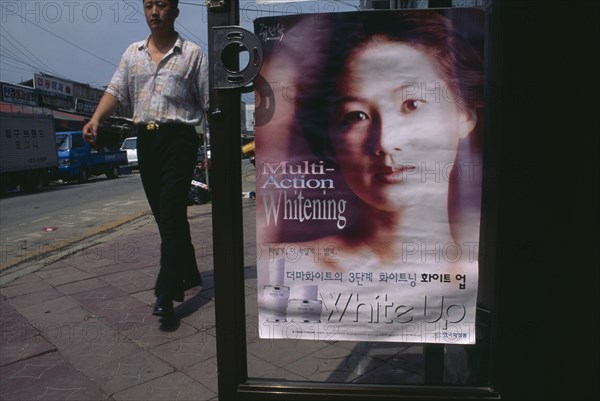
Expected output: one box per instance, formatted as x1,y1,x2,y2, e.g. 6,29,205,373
341,111,369,124
402,99,424,112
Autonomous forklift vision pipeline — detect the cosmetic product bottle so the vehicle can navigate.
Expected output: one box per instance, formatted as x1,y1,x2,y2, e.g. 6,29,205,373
287,285,323,323
262,258,290,322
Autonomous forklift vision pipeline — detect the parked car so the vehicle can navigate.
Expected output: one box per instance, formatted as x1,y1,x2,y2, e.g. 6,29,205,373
120,137,138,171
53,131,128,182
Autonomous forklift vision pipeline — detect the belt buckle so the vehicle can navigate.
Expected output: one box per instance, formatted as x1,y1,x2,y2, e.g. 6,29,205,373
146,121,159,131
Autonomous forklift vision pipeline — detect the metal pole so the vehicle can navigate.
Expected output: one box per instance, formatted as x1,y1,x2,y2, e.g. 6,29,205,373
206,1,248,399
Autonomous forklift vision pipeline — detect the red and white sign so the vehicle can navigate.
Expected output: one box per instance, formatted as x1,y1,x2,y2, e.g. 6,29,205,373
34,74,73,97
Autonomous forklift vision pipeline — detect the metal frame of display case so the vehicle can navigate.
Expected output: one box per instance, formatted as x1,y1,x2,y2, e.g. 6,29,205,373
207,0,600,399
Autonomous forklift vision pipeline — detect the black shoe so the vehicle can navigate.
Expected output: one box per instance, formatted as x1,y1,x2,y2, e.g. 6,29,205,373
153,296,174,317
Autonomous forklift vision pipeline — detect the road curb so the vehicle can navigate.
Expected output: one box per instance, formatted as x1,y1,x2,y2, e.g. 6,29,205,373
0,211,153,284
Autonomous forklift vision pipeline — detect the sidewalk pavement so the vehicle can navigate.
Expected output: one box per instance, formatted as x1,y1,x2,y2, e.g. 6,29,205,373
1,194,439,401
0,201,236,401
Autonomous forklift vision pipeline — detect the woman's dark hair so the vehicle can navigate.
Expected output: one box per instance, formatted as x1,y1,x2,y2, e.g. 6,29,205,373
296,10,484,160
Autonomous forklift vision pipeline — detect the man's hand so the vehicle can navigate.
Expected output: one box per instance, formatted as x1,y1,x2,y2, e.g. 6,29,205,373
82,119,99,144
81,92,119,144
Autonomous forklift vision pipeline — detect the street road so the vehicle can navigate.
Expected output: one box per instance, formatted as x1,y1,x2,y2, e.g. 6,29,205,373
0,159,256,272
0,172,150,271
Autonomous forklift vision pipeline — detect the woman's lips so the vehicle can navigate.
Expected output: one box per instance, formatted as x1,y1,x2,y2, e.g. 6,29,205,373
374,164,418,183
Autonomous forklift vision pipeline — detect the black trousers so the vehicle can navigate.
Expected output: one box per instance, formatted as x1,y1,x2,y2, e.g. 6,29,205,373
137,125,201,302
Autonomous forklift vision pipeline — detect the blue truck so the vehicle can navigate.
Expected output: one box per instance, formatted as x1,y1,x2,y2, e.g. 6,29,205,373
53,131,128,183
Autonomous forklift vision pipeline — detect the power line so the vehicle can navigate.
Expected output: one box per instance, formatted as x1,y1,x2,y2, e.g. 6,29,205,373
0,66,36,81
0,55,38,74
0,52,44,74
0,44,40,71
0,25,65,79
331,0,361,9
0,2,118,69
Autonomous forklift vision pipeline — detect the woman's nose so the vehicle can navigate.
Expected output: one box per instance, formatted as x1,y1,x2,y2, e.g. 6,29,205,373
374,120,402,155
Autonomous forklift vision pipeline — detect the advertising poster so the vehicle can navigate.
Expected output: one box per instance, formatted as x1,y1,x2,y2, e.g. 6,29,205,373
254,9,484,344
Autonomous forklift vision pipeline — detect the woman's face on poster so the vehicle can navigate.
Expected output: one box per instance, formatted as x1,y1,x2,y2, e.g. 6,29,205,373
329,39,475,212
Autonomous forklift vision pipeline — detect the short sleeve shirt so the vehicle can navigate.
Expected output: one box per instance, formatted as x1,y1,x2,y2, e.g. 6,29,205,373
106,34,209,125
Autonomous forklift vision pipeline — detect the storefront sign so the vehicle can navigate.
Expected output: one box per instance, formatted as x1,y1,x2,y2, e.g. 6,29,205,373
254,9,485,344
75,98,97,115
2,83,37,106
34,74,73,97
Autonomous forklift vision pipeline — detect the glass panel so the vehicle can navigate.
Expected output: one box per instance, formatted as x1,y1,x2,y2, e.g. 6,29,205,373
243,0,493,388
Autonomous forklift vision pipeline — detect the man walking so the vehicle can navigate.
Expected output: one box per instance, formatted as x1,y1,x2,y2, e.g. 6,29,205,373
83,0,209,317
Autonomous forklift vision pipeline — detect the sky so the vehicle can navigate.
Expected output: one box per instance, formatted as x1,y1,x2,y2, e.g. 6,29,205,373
0,0,358,92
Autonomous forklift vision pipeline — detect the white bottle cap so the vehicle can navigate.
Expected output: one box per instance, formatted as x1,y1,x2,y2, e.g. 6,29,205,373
269,258,285,286
296,285,318,300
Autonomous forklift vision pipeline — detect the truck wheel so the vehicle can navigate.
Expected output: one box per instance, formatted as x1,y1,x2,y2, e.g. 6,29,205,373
78,168,89,183
106,165,119,179
22,170,44,192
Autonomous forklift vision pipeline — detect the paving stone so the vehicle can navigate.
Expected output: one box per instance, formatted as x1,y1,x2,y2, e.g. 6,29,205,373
0,314,55,366
18,295,81,324
82,295,148,326
7,286,64,311
55,320,144,377
90,350,174,395
179,300,215,332
35,265,93,286
56,277,110,296
246,353,308,381
283,343,379,382
115,306,198,348
245,318,261,344
112,246,161,270
185,357,219,394
351,353,425,384
0,299,19,318
150,331,216,369
70,256,130,276
69,284,129,307
0,352,109,401
245,327,332,367
71,243,161,273
130,289,155,306
194,242,214,270
112,372,215,401
101,268,156,294
0,272,41,286
0,279,53,299
0,201,259,401
334,341,424,362
71,242,139,268
41,318,116,347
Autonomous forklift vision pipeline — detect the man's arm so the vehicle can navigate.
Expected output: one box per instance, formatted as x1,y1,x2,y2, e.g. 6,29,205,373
82,92,119,143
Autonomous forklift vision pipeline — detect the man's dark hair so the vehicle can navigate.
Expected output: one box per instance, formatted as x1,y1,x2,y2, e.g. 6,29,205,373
142,0,179,8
